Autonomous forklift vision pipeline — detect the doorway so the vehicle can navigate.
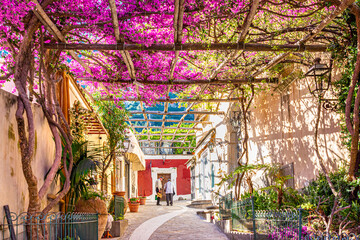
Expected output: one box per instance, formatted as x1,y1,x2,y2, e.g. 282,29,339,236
157,173,170,201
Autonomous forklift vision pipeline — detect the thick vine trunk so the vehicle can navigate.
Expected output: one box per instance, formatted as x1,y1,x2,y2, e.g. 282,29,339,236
314,97,338,197
235,86,254,200
347,7,360,180
13,14,41,215
12,1,73,228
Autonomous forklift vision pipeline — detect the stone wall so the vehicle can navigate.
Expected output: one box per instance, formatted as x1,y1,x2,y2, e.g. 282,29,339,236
0,89,57,219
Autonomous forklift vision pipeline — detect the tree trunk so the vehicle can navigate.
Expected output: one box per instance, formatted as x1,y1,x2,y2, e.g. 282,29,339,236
314,97,338,197
347,7,360,180
13,15,41,215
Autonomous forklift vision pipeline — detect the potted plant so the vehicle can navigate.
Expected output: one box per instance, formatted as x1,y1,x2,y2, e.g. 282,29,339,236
75,191,108,240
128,198,140,212
139,196,147,205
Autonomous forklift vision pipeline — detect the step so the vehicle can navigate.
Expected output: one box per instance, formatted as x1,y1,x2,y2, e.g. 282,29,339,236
187,200,213,209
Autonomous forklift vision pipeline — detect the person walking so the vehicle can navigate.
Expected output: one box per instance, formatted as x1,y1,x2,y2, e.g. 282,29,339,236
155,177,163,205
164,179,175,206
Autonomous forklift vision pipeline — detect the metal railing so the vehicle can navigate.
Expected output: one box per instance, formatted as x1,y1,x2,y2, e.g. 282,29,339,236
219,194,302,240
219,193,360,240
2,212,98,240
255,209,302,240
303,233,360,240
114,196,125,219
219,192,233,220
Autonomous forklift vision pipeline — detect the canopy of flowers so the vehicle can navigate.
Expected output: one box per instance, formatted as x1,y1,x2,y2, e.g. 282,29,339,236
0,0,345,104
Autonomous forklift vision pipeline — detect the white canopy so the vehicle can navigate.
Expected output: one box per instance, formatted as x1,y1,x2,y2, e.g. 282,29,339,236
124,131,145,171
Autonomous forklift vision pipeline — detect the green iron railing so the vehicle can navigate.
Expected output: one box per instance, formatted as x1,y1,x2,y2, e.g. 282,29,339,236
303,233,360,240
255,208,302,240
219,192,233,220
230,196,255,234
219,193,302,240
2,212,98,240
219,194,360,240
114,196,125,220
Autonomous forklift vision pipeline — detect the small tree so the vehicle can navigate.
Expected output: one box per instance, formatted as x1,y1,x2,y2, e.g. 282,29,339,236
92,98,129,192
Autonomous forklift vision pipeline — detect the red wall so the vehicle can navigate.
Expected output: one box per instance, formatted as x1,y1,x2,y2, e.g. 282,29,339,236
137,159,191,196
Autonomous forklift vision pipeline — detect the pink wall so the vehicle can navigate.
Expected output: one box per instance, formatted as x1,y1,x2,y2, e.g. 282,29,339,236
137,159,191,196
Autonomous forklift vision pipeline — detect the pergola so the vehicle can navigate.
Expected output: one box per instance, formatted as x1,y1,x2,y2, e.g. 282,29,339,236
27,0,355,153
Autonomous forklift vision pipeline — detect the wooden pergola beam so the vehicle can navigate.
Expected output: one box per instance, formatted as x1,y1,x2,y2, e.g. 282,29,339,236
130,111,225,115
133,126,201,130
104,98,242,103
129,119,210,124
209,0,260,80
44,42,329,52
78,77,278,85
136,133,193,136
108,0,136,79
140,146,195,149
160,86,171,142
138,140,191,143
172,85,209,142
30,0,93,75
169,0,185,80
252,0,355,77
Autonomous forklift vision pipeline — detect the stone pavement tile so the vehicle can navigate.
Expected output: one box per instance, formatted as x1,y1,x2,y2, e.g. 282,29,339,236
121,201,189,240
149,208,228,240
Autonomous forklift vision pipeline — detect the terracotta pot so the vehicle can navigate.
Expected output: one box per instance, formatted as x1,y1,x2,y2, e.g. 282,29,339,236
113,191,126,197
140,198,146,205
128,202,140,212
75,198,107,240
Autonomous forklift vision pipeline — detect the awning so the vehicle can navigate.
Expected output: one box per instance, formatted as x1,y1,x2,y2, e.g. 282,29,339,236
185,156,196,169
125,131,145,171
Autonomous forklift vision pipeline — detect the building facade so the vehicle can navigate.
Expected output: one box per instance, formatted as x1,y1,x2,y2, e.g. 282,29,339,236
137,155,192,201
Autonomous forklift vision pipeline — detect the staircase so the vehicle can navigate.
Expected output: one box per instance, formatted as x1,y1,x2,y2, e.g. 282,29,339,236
186,200,213,209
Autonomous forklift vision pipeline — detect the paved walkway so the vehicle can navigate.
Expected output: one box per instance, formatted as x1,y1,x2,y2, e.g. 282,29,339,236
121,200,228,240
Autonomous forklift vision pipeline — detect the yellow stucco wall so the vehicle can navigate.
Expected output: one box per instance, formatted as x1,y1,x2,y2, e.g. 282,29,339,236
0,89,57,218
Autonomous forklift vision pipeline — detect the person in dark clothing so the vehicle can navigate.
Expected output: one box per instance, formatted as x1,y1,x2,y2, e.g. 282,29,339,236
155,177,163,205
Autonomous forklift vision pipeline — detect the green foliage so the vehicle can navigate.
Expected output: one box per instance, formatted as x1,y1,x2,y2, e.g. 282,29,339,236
69,100,90,143
302,169,360,215
92,96,129,152
138,124,196,154
301,169,360,232
238,168,360,231
218,163,269,189
129,197,139,203
108,197,115,214
55,140,101,212
331,6,360,150
82,190,106,201
92,94,130,191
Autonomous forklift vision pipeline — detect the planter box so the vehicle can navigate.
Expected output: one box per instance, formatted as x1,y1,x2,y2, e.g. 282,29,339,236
109,219,128,238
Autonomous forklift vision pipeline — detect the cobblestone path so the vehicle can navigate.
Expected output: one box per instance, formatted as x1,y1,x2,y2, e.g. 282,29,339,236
121,200,228,240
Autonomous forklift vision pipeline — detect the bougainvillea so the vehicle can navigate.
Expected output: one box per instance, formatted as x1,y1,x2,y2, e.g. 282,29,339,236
0,0,344,103
0,0,358,224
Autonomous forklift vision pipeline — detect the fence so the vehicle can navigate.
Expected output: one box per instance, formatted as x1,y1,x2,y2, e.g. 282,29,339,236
219,193,302,240
303,233,360,240
219,194,360,240
114,196,125,219
255,209,302,240
2,212,98,240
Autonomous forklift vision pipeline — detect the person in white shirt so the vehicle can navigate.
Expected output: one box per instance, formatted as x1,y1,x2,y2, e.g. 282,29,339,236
155,177,163,205
164,179,175,206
